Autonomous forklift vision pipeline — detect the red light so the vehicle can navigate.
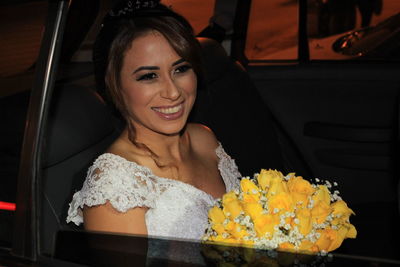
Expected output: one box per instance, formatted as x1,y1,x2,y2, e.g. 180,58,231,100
0,201,16,211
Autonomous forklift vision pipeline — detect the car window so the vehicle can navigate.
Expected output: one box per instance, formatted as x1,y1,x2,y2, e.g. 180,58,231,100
308,0,400,60
245,0,400,62
245,0,299,61
161,0,216,34
0,0,48,248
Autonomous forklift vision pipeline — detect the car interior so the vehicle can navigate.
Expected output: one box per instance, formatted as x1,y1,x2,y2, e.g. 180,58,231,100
1,0,400,264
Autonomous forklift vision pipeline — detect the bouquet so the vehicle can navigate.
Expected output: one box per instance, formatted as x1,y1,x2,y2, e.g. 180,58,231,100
202,169,356,254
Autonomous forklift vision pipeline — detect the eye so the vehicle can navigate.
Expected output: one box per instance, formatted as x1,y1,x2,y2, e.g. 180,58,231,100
174,64,192,74
136,72,158,81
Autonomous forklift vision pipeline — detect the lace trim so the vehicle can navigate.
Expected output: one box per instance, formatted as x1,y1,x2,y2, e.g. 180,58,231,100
66,143,241,225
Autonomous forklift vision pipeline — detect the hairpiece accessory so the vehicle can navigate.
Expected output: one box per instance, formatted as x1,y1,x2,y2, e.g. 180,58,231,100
108,0,161,18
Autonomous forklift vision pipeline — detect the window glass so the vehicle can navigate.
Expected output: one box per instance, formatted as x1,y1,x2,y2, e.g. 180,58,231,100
308,0,400,60
0,0,48,248
245,0,299,60
161,0,216,34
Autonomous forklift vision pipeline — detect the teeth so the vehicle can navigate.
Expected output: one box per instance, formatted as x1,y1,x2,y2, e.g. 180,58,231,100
154,104,182,114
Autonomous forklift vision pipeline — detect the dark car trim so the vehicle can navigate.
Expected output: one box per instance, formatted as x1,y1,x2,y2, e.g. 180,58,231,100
12,0,71,260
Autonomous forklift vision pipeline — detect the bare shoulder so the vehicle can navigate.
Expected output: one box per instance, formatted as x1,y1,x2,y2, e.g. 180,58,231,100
105,134,144,163
186,123,219,155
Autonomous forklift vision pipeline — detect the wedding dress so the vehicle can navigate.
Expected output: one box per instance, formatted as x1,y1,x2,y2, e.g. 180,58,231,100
66,143,241,241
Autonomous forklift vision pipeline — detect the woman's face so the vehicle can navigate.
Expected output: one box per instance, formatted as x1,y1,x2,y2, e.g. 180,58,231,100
119,31,197,137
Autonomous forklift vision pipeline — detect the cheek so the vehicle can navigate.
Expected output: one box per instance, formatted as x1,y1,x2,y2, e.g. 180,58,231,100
122,84,153,112
181,73,197,98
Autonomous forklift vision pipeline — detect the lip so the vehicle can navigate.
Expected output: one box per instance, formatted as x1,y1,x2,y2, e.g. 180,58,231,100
151,102,185,120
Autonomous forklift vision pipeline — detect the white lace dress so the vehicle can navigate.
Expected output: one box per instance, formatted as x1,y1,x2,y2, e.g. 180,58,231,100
66,143,241,241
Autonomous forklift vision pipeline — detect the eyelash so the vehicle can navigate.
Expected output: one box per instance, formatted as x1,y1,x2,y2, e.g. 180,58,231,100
175,64,192,74
135,65,192,82
136,73,157,81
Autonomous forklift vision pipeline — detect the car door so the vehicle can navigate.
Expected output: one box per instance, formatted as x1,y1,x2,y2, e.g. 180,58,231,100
232,0,400,259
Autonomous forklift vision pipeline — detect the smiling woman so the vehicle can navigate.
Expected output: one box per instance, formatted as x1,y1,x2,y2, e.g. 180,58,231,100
66,0,242,242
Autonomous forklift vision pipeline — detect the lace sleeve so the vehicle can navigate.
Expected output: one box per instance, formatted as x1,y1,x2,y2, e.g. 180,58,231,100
66,153,157,226
216,143,242,192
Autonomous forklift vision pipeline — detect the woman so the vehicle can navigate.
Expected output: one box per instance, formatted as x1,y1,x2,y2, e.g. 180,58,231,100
66,1,241,241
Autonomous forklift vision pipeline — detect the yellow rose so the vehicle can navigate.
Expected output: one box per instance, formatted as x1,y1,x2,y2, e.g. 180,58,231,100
268,192,294,214
212,223,226,235
312,185,331,206
257,169,283,191
242,193,259,204
242,202,263,221
287,176,315,196
331,200,355,223
223,199,243,219
296,208,312,236
291,192,309,209
223,191,238,203
210,234,240,245
254,213,280,238
278,242,295,252
267,176,288,199
240,178,261,202
311,200,332,224
226,223,248,239
345,223,357,238
298,240,319,254
315,227,347,252
222,191,243,219
241,178,260,195
209,206,226,224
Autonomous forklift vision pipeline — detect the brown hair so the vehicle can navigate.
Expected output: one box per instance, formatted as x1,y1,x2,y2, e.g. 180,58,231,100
103,14,202,169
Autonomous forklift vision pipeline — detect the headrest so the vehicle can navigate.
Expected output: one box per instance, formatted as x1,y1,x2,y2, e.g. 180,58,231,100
197,37,230,83
43,85,117,167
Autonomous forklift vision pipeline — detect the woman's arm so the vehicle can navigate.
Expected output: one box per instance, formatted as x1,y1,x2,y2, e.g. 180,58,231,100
83,202,148,235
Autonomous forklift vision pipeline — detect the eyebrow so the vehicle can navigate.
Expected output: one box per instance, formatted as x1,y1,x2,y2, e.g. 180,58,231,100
132,58,187,74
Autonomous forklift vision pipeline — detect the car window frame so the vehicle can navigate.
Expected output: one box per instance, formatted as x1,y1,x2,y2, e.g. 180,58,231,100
11,0,70,261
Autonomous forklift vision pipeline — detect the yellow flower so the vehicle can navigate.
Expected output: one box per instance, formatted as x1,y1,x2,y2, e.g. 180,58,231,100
312,185,331,206
210,235,240,245
315,227,347,252
209,206,226,224
345,223,357,238
223,199,243,219
223,191,238,203
268,192,294,214
226,223,248,239
257,169,283,191
331,200,355,223
311,200,332,224
242,194,259,204
291,192,309,209
296,208,312,236
242,202,263,221
241,178,260,195
298,240,319,254
222,191,243,219
254,214,280,238
267,176,288,199
241,178,261,202
278,242,295,252
212,223,226,235
287,176,315,196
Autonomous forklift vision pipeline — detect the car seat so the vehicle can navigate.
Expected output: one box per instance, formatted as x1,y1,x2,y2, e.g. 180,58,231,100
40,83,121,255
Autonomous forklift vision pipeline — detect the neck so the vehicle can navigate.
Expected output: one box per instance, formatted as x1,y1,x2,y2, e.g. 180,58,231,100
122,123,190,163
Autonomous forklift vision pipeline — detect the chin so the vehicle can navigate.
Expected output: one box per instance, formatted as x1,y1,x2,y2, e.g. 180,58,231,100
154,121,187,136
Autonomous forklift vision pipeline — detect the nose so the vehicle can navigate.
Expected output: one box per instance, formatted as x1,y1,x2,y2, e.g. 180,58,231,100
160,75,181,100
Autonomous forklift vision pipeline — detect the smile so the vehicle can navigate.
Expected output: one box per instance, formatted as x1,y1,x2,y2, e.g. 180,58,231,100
152,103,183,114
